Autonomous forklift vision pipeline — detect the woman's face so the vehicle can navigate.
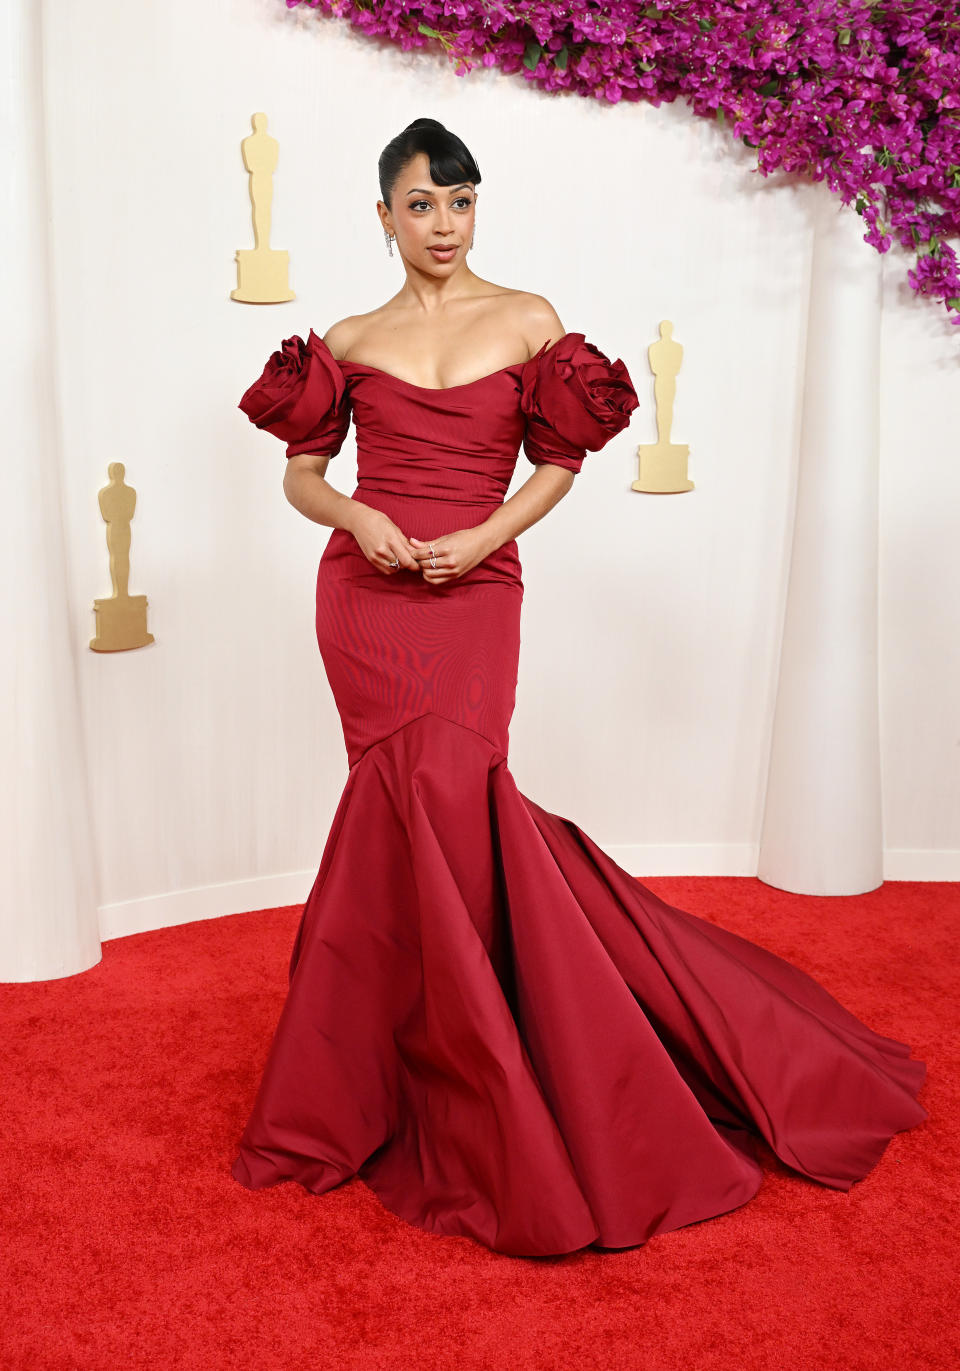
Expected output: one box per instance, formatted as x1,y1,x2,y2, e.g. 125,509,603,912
380,152,477,272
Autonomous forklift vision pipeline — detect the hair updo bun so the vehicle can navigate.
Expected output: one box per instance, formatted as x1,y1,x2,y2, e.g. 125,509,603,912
378,118,481,208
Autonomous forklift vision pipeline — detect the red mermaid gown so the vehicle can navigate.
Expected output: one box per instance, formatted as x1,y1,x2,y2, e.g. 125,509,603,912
232,329,927,1257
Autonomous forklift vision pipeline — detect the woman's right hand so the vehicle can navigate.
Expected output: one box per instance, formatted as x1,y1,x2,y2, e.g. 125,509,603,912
345,503,420,575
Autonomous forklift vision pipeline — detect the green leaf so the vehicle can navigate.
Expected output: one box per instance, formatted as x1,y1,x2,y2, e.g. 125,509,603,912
523,40,542,71
418,23,440,38
698,18,715,33
758,79,780,96
555,46,568,70
838,27,852,45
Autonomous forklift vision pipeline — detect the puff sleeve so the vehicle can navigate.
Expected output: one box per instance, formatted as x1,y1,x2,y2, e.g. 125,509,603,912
520,332,639,474
238,328,352,459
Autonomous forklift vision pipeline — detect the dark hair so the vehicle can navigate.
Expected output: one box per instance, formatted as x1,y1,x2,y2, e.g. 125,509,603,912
378,117,481,210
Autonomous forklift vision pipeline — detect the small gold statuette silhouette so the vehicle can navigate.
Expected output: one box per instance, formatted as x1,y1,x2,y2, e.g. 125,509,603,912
231,112,295,304
90,463,155,652
632,320,694,494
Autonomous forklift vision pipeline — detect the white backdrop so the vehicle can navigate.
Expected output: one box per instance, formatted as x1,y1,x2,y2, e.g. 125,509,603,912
5,0,958,980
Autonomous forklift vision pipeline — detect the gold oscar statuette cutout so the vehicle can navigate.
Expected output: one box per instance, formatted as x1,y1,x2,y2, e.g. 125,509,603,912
231,112,295,304
632,320,694,494
89,463,155,653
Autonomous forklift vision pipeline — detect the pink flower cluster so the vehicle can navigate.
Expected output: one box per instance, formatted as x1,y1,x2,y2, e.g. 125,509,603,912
287,0,960,325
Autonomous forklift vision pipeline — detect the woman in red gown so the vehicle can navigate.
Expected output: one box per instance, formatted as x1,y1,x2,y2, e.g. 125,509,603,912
231,118,926,1257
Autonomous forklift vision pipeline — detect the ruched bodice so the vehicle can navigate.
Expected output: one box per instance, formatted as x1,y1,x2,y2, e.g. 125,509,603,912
342,363,527,504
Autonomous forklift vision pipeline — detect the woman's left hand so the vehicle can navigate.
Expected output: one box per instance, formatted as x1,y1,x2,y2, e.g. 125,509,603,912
409,528,494,584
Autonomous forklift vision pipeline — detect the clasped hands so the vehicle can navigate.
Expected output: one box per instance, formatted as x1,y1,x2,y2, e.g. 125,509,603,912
349,505,495,585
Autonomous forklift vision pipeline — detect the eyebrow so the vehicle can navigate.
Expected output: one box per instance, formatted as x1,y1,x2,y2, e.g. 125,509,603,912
405,184,473,195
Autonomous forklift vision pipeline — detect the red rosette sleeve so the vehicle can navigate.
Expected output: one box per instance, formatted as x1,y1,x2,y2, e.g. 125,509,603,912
238,328,352,459
520,332,639,474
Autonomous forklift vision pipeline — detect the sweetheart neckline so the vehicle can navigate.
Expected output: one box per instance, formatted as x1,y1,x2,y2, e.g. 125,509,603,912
333,331,576,394
337,356,527,393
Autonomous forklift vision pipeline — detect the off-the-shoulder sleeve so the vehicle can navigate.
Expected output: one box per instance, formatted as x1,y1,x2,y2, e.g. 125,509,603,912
520,332,639,474
238,328,352,459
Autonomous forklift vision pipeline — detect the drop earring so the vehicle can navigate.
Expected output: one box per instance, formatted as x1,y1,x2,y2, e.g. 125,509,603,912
384,229,394,257
470,222,476,250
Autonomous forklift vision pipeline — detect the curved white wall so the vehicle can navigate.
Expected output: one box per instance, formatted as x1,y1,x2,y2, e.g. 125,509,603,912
3,0,100,980
4,0,956,977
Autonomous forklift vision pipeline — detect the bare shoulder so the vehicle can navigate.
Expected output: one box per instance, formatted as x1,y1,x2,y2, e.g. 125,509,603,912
507,292,567,358
320,315,366,361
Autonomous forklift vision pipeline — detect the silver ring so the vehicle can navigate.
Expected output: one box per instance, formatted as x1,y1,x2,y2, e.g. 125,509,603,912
429,543,437,569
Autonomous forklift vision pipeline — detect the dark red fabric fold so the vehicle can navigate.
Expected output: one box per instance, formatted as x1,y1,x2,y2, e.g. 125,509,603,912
520,331,639,473
238,328,352,459
232,713,926,1256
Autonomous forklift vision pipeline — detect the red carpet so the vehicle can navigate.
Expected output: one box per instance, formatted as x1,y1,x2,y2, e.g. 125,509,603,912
2,878,956,1370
